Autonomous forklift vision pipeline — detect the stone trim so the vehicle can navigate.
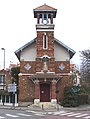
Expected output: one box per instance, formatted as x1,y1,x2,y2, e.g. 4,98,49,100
34,99,40,104
51,99,57,104
36,29,54,31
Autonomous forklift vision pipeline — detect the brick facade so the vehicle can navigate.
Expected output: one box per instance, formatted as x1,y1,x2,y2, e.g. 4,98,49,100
15,4,75,106
18,76,34,105
37,31,54,57
56,76,72,101
20,60,70,74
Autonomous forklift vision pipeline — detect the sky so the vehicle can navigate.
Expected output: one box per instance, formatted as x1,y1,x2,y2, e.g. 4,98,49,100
0,0,90,69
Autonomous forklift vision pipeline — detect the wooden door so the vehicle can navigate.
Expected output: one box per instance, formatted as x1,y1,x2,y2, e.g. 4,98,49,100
40,83,50,102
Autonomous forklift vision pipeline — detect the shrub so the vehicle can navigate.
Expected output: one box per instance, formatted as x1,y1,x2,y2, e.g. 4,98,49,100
61,86,89,107
61,86,80,107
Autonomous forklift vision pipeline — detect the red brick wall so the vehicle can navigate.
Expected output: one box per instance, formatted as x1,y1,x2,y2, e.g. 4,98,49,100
20,60,70,74
18,76,35,102
37,31,54,57
56,76,72,101
55,61,70,73
20,61,36,73
51,81,56,99
36,58,42,72
18,30,71,104
49,58,55,72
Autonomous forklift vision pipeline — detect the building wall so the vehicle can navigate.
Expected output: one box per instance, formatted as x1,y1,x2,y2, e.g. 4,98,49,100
36,31,54,57
18,28,71,106
20,42,36,61
54,42,70,61
20,61,70,74
55,61,70,73
20,61,36,74
56,76,72,101
20,39,70,61
18,76,34,106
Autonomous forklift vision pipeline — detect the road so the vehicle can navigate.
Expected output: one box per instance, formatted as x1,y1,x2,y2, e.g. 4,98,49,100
0,108,90,119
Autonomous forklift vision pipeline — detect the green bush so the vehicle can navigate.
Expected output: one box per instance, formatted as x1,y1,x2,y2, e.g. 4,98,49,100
61,86,79,107
61,86,89,107
78,94,88,104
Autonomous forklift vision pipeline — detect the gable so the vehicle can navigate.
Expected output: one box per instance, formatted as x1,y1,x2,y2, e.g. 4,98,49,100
54,38,76,59
15,38,36,61
20,42,36,61
15,37,75,61
54,41,70,61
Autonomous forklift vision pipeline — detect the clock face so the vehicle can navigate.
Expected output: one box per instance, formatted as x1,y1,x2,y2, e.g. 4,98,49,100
43,20,47,24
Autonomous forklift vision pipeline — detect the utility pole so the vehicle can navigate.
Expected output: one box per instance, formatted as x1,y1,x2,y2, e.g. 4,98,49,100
1,48,5,105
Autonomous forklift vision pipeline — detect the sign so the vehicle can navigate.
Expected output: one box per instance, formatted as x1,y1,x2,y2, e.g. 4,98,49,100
8,83,16,93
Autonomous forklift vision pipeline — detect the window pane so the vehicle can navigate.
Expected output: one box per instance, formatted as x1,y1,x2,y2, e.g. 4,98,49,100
43,34,48,49
0,75,3,84
6,95,9,103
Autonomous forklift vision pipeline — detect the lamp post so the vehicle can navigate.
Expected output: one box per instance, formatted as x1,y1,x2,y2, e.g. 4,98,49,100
1,48,5,105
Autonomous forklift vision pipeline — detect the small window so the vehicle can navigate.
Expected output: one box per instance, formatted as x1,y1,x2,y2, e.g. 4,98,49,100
0,75,4,84
43,33,48,49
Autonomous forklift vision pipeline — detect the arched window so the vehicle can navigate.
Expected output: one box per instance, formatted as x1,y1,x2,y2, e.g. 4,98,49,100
43,33,48,49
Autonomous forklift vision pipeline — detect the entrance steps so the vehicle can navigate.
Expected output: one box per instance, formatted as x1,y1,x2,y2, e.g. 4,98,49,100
29,102,57,110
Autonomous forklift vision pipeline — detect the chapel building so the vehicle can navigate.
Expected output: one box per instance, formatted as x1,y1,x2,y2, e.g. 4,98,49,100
15,4,75,106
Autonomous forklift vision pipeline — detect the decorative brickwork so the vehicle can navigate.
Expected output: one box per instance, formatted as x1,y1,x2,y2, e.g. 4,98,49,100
55,61,70,73
20,61,36,73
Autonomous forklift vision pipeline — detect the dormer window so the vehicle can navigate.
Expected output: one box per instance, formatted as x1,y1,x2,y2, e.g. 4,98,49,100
43,33,48,49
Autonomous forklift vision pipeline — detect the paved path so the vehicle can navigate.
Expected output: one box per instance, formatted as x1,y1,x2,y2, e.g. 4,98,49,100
0,108,90,119
0,104,90,111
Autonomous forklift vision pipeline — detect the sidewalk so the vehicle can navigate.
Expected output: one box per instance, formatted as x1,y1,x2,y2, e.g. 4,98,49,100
63,104,90,111
28,104,90,111
0,104,90,111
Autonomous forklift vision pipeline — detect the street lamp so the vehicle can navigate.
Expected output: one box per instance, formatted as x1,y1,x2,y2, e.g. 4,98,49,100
1,48,5,105
1,48,5,71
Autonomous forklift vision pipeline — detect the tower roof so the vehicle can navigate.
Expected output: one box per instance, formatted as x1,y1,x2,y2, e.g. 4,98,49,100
33,4,57,18
34,4,57,11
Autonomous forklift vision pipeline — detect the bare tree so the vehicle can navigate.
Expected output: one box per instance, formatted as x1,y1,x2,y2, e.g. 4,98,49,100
80,49,90,86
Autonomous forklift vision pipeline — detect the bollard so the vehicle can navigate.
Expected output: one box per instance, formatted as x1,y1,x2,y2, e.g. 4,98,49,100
57,104,59,111
42,104,44,110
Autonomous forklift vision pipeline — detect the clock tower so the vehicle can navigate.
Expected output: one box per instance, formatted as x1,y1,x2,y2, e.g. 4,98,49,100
34,4,57,73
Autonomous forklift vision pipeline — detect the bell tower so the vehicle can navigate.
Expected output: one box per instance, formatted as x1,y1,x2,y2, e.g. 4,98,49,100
33,4,57,73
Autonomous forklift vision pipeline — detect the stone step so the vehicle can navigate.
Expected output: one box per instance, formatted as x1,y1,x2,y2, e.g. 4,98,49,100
30,102,57,109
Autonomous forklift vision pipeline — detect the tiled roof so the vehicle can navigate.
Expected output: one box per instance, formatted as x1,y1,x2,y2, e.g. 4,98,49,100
34,4,57,11
33,4,57,18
